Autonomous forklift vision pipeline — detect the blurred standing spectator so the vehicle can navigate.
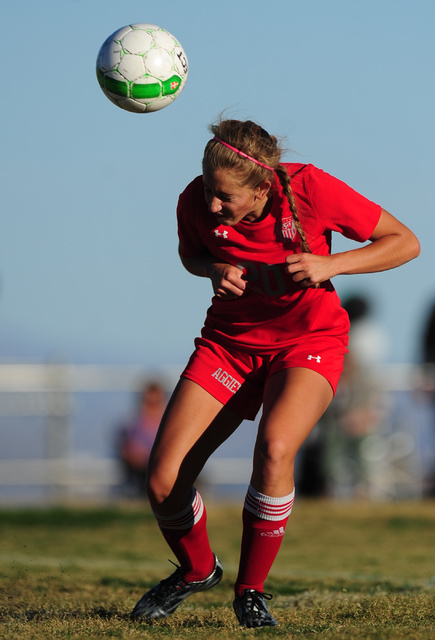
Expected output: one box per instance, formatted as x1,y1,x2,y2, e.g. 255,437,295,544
418,300,435,495
297,294,388,498
323,294,388,498
422,301,435,365
117,380,167,497
341,295,390,368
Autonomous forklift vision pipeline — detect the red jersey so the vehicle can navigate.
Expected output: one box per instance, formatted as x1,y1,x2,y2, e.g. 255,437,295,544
177,163,382,352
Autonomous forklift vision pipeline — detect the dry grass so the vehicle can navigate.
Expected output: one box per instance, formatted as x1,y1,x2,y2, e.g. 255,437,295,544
1,500,434,639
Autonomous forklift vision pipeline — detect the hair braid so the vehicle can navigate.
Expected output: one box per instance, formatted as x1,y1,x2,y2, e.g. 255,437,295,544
275,164,311,254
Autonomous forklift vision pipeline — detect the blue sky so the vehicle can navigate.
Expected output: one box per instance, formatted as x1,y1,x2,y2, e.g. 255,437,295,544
0,0,433,367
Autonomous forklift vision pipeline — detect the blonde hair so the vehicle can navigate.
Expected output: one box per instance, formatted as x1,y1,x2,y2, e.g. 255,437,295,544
203,119,311,253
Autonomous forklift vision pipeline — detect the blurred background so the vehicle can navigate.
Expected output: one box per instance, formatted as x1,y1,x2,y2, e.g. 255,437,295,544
0,0,434,504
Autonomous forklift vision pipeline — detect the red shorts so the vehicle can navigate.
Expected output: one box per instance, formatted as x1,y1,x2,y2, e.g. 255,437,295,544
181,335,348,421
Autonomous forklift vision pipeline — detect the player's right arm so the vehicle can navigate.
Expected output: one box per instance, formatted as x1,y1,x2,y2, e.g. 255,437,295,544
179,244,246,300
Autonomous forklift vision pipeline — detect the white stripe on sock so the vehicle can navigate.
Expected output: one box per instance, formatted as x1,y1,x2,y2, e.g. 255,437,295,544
153,488,204,530
244,484,295,521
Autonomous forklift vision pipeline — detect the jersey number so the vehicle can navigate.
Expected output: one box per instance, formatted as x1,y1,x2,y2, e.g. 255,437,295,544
239,261,287,297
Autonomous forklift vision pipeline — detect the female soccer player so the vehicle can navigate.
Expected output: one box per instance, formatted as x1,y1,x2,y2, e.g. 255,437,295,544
131,119,420,627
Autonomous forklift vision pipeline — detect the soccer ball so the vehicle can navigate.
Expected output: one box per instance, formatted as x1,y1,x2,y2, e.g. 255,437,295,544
96,23,188,113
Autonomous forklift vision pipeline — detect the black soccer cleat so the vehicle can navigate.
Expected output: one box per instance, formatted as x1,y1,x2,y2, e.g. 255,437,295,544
233,588,278,628
131,554,223,621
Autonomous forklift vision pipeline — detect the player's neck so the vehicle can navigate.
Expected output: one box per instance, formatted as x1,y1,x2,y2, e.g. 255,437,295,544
245,193,273,223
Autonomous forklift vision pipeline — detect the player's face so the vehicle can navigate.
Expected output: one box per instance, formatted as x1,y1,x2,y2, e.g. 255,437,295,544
203,168,270,226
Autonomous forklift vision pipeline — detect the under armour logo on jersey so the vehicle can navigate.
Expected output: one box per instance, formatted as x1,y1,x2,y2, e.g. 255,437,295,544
281,216,297,241
307,355,322,363
214,229,229,238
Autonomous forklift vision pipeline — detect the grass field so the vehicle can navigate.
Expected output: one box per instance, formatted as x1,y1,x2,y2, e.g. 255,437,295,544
1,499,434,639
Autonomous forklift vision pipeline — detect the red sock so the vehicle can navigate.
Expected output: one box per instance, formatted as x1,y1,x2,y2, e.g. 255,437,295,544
235,485,295,596
154,488,215,582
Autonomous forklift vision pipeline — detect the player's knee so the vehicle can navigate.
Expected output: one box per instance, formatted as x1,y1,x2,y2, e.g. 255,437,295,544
256,438,296,479
146,466,177,508
258,437,295,465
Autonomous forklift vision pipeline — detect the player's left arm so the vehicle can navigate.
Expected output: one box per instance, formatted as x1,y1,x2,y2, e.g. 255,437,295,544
285,208,420,287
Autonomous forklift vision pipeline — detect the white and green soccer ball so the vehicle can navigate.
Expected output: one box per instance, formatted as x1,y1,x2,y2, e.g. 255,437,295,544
96,23,189,113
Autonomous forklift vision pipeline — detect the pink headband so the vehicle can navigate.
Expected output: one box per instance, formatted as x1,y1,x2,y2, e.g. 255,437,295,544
213,136,274,171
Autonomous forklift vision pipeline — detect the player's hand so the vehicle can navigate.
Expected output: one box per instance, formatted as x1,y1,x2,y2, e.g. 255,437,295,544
208,263,246,299
285,253,331,288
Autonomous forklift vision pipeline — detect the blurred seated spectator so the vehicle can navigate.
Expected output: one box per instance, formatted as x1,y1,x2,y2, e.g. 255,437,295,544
117,380,167,497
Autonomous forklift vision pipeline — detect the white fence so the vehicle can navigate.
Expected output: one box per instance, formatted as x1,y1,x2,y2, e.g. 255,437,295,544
0,362,433,502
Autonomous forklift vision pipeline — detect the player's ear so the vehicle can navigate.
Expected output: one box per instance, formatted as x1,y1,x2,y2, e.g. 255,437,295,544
255,180,273,199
